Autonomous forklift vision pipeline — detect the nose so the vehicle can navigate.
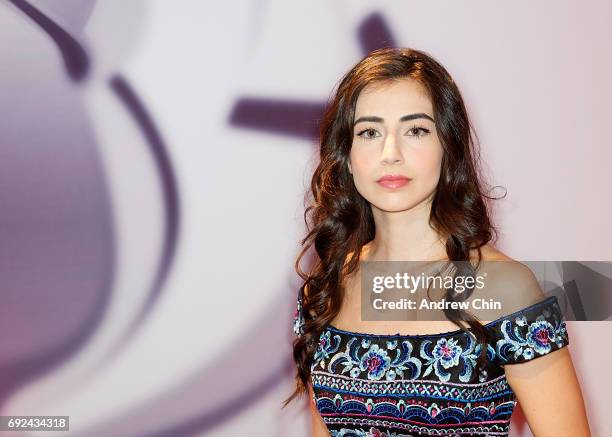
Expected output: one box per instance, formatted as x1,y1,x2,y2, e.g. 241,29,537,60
380,133,403,165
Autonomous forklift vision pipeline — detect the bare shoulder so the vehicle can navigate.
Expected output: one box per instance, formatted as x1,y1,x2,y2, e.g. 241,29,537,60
479,244,538,274
476,243,514,262
474,244,535,284
475,244,548,311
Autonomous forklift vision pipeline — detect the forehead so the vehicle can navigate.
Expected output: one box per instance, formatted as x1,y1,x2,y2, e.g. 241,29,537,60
354,78,432,117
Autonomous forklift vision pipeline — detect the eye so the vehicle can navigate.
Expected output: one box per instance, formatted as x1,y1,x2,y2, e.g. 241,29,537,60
406,125,431,138
356,128,380,140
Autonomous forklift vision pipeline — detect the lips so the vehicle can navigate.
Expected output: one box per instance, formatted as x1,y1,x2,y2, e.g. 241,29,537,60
376,174,411,189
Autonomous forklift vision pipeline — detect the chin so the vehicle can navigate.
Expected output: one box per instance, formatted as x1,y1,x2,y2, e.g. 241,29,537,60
370,198,419,213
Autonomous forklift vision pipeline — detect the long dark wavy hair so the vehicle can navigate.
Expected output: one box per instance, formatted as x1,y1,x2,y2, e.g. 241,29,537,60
282,47,505,407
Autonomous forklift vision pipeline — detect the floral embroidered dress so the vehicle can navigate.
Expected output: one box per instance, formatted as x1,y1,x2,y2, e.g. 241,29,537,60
292,294,569,436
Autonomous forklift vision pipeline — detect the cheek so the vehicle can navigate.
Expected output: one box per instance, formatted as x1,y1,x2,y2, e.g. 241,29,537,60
351,154,368,171
349,148,374,175
412,145,443,179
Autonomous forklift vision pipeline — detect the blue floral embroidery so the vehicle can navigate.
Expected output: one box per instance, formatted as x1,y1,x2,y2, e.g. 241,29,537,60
305,300,566,380
326,337,422,381
419,334,492,383
496,303,568,363
306,296,569,436
359,344,391,380
314,330,342,363
432,338,462,368
322,329,498,383
527,320,556,353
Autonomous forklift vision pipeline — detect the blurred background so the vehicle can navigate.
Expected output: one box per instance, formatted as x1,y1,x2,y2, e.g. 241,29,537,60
0,0,610,435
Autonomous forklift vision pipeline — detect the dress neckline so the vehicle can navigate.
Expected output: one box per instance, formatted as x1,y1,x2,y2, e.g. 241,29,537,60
324,295,557,339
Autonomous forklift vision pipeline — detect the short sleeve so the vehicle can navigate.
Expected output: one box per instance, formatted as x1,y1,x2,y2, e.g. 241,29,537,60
292,290,305,337
489,295,569,365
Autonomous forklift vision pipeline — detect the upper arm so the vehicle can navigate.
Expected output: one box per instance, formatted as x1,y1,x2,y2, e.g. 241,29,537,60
482,266,591,436
307,381,330,436
504,346,590,436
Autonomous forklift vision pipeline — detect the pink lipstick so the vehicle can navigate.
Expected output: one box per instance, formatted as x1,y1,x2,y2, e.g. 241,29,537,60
376,174,411,189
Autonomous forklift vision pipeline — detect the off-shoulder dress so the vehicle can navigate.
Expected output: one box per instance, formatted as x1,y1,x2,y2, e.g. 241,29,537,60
292,293,569,436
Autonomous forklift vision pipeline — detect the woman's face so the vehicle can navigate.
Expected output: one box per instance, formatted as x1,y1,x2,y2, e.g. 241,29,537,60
348,78,444,213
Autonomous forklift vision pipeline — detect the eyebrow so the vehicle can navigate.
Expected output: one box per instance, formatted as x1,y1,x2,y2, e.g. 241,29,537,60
353,113,435,127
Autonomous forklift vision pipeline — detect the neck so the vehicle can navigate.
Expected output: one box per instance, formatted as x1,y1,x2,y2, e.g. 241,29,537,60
364,198,447,262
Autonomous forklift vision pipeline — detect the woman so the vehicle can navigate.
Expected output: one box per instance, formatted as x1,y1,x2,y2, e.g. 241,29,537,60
283,47,590,436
